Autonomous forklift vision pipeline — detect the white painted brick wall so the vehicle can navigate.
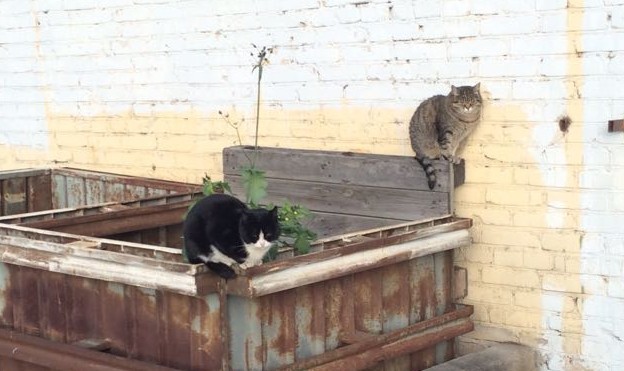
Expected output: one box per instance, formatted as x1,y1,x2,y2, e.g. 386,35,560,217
2,1,624,370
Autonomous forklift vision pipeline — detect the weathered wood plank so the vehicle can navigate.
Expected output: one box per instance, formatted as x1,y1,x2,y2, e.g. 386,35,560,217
226,176,448,221
223,146,460,192
305,212,401,239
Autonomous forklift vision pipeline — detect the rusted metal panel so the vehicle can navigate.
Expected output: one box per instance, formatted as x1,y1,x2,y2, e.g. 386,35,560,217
0,163,472,371
51,173,68,209
295,282,326,360
381,261,411,370
66,176,86,208
65,275,99,345
129,287,162,364
409,255,437,370
190,292,224,370
2,178,27,215
228,296,263,371
27,174,53,212
0,328,179,371
280,305,473,371
262,290,297,369
435,250,456,364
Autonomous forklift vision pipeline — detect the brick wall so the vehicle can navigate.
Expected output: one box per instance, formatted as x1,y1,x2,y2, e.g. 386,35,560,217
2,0,624,369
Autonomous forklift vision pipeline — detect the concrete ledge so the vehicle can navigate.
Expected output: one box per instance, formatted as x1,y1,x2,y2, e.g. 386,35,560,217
426,343,537,371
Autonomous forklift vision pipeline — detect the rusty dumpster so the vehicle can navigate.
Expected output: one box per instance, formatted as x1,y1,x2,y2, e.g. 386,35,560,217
0,167,199,219
0,147,473,370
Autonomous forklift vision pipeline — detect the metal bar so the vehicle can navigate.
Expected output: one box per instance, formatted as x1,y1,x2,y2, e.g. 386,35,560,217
0,327,180,371
279,305,473,371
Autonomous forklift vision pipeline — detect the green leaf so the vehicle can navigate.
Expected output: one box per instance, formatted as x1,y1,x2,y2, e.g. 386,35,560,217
241,167,267,205
293,234,311,255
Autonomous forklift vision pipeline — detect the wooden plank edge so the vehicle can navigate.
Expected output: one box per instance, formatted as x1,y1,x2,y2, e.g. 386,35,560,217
229,229,471,297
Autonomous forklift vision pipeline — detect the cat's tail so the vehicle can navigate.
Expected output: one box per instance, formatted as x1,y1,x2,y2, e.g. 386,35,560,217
417,157,437,190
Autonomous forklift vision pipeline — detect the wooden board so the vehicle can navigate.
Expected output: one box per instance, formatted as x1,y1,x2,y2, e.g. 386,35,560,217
223,146,463,231
223,146,463,192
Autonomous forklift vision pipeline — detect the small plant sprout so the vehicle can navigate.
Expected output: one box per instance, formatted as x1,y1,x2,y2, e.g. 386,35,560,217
215,44,315,259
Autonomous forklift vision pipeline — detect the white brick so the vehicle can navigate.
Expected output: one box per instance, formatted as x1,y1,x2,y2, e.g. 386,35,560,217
443,18,479,38
613,6,624,28
480,15,539,36
469,0,499,15
536,0,567,10
442,0,470,17
448,38,509,58
411,0,442,18
510,35,568,56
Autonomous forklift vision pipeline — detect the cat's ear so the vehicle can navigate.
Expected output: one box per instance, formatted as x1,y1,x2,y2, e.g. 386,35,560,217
269,206,278,220
473,82,481,92
450,85,459,96
239,208,249,222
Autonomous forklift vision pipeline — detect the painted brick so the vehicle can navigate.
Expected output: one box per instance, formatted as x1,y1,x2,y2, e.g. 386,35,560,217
482,266,540,288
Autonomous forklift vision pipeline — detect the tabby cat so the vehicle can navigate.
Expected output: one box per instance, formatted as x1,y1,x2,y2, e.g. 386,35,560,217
408,83,482,189
183,193,280,279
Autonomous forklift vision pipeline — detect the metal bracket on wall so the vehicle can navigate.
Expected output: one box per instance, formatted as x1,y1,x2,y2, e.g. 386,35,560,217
608,119,624,132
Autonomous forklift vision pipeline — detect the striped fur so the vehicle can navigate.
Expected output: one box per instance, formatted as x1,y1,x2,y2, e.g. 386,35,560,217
409,83,482,190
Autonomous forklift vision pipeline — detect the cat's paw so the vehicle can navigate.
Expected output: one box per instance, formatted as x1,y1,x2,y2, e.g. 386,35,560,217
442,154,461,164
207,262,237,279
241,259,262,269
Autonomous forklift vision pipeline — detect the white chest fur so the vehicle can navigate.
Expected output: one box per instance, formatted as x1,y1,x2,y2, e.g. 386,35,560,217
242,231,273,268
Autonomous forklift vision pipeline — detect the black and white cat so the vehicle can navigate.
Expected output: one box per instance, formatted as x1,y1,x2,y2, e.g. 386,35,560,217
183,193,280,279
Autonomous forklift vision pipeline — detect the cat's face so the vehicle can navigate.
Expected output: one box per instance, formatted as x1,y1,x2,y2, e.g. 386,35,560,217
449,83,481,114
239,206,280,250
